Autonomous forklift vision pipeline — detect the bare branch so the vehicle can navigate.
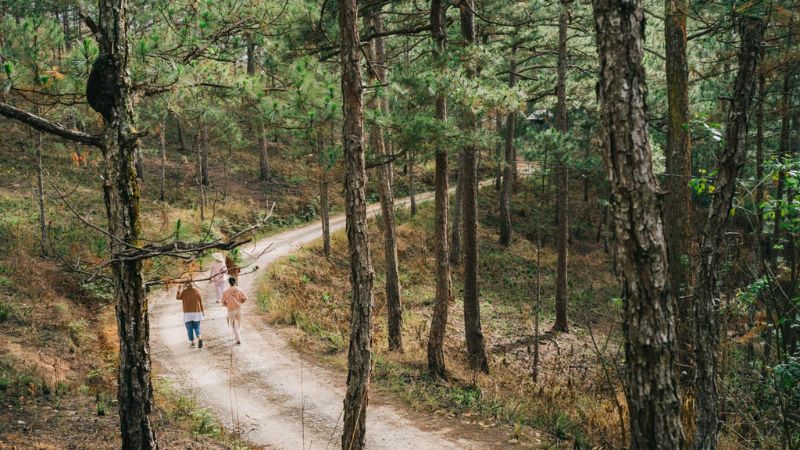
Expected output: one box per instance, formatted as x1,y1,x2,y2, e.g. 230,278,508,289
115,202,276,261
0,102,104,148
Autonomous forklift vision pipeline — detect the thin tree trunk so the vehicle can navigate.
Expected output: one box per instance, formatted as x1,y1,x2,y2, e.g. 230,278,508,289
34,125,47,255
159,119,166,202
319,130,331,258
246,34,256,75
664,0,695,386
693,12,766,450
499,44,517,247
755,74,766,268
200,124,209,187
450,151,464,265
408,149,417,216
554,164,569,331
553,0,570,333
367,6,402,351
339,0,375,445
460,0,489,374
592,0,684,447
494,113,502,191
175,114,187,152
427,0,450,379
259,118,270,181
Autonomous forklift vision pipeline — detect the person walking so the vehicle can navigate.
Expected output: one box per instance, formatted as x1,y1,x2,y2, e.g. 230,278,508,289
209,253,227,303
176,280,204,348
221,277,247,345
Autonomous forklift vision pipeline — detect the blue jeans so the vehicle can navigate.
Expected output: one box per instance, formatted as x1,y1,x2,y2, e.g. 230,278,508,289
185,321,201,341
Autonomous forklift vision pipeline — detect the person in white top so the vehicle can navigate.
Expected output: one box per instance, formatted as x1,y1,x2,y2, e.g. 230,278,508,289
208,253,228,303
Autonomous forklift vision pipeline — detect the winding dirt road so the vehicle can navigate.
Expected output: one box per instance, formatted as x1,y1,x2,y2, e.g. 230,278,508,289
150,189,495,449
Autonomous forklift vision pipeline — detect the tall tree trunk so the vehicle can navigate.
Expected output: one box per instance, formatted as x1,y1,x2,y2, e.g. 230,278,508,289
494,113,502,191
319,129,331,258
693,12,766,450
499,44,517,247
159,118,166,202
592,0,684,447
259,118,270,181
664,0,694,383
34,126,47,255
450,152,464,265
98,0,159,447
339,0,375,446
367,6,402,351
553,0,570,333
460,0,489,374
427,0,450,379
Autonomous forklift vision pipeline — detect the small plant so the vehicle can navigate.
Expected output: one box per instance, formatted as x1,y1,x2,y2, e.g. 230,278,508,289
0,303,11,322
68,319,89,346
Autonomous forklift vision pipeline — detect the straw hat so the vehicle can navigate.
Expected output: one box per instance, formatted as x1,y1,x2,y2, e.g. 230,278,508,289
211,252,225,263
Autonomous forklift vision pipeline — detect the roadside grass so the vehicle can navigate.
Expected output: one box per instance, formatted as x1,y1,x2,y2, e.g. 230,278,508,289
154,379,251,449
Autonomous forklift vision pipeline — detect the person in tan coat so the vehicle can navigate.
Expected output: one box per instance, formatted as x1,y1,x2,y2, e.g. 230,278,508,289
221,277,247,345
176,281,205,348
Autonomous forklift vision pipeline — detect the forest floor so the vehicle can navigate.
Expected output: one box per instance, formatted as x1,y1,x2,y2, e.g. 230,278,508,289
149,184,521,449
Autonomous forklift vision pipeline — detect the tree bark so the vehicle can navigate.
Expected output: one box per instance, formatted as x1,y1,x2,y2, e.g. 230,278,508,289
427,0,450,379
693,11,766,450
553,0,570,333
498,44,516,247
664,0,694,377
592,0,684,447
367,6,403,351
460,0,489,374
259,118,270,181
339,0,375,446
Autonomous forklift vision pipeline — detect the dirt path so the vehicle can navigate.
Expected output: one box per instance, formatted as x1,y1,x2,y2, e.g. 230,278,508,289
150,189,496,449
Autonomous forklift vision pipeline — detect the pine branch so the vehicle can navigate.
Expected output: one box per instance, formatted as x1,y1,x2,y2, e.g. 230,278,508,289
0,102,104,148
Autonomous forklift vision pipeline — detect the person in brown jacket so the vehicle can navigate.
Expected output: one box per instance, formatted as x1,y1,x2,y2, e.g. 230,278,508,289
177,281,205,348
221,277,247,345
